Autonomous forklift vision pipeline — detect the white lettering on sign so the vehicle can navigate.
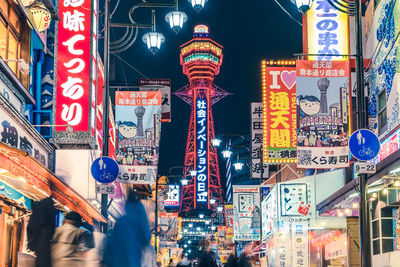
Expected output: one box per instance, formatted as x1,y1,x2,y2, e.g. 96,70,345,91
196,99,208,203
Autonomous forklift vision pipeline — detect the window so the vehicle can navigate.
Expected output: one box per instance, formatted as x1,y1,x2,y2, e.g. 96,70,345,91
378,89,387,133
0,0,30,89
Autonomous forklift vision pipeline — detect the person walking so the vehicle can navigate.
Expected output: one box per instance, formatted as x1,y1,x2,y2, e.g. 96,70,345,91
102,190,152,267
50,211,95,267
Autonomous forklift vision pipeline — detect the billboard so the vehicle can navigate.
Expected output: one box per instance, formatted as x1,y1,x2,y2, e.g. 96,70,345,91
296,60,351,169
55,0,95,132
306,0,349,61
115,91,161,184
251,103,268,179
164,184,180,207
139,79,171,122
262,63,297,163
224,204,234,228
233,186,260,241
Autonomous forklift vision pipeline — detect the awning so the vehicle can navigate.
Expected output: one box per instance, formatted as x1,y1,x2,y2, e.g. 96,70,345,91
317,148,400,215
0,142,106,224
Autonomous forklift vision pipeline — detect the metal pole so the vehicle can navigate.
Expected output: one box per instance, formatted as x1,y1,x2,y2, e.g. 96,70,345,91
354,0,371,266
101,0,111,234
155,175,159,256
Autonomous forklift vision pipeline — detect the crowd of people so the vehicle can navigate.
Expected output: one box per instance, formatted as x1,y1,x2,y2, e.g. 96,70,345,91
297,129,348,147
25,190,253,267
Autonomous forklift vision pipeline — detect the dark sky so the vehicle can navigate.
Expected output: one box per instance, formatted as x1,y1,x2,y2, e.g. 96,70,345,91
108,0,303,175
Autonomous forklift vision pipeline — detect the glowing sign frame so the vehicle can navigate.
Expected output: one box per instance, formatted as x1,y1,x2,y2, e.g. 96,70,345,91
196,98,208,203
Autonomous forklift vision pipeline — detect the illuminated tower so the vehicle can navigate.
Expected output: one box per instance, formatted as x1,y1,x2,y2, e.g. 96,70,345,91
175,25,229,213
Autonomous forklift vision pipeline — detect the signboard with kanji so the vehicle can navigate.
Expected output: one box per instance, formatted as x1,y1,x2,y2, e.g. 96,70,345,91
251,103,268,179
262,63,297,163
296,60,351,169
279,183,312,217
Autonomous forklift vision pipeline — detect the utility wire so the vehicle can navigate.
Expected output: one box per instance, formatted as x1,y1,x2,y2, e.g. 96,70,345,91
111,53,148,78
272,0,302,27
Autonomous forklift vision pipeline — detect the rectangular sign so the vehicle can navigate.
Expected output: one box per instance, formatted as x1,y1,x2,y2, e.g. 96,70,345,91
251,103,268,179
159,212,179,242
196,98,208,203
279,183,312,217
354,162,376,174
95,184,115,194
115,91,161,184
296,60,351,169
262,64,297,163
261,186,277,240
164,184,180,207
225,204,234,228
139,79,171,122
233,186,261,241
306,0,349,61
56,0,93,131
291,222,309,267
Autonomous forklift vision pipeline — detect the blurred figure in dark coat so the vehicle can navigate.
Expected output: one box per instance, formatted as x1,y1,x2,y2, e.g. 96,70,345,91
102,190,152,267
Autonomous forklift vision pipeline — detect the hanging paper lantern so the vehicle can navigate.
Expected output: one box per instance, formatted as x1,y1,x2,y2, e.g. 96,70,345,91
29,2,51,32
20,0,35,7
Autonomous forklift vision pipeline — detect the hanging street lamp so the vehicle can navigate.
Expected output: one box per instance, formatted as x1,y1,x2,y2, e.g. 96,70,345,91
188,0,207,12
221,150,232,159
142,31,165,55
165,11,188,33
233,162,244,171
211,138,222,147
294,0,313,14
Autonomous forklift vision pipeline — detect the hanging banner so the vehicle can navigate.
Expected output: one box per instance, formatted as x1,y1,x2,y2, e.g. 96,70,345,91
224,204,234,227
262,63,297,163
261,186,278,241
306,0,349,61
233,186,261,241
251,103,268,179
164,184,180,207
115,91,161,184
291,222,309,267
159,212,180,244
296,60,351,169
216,226,234,264
139,79,171,122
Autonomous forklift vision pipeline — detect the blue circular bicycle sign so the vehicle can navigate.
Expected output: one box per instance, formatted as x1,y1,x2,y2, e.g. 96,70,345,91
91,156,119,183
349,129,380,161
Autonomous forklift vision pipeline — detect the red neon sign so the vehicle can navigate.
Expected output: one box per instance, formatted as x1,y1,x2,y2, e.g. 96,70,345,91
56,0,92,131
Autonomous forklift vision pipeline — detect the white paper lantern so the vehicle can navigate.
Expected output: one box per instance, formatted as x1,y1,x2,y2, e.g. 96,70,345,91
20,0,35,7
29,2,51,32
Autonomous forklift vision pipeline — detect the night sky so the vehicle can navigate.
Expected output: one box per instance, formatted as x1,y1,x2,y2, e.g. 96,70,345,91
107,0,303,175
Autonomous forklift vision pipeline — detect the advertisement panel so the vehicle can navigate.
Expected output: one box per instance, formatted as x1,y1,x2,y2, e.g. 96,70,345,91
296,60,351,169
279,182,313,218
164,184,180,207
261,186,277,240
216,226,234,264
251,103,268,178
56,0,94,131
306,0,349,61
224,204,234,227
159,212,179,243
139,79,171,122
233,186,260,241
115,91,161,184
291,222,309,267
262,63,297,163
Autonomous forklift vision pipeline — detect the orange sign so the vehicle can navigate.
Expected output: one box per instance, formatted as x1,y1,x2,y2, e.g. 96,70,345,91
115,91,161,106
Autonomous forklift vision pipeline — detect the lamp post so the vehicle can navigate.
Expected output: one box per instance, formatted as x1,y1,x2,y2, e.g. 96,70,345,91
294,0,370,266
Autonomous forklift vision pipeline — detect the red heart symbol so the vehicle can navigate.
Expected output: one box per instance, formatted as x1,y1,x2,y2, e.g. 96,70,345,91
281,70,296,90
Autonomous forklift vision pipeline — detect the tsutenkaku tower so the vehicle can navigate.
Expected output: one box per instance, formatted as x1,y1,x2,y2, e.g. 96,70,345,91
175,25,230,213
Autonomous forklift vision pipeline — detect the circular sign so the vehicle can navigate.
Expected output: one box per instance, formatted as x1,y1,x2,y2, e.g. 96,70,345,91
91,156,119,183
349,129,380,161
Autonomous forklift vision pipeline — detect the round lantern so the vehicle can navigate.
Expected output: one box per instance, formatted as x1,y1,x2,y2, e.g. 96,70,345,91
21,0,35,7
29,2,51,32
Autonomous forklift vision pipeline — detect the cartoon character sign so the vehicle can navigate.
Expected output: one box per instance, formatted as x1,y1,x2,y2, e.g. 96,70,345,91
118,121,137,140
298,95,321,117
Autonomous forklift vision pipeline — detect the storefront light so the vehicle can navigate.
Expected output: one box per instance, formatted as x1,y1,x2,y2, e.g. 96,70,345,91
372,192,378,198
344,208,351,215
395,180,400,187
383,188,389,195
29,2,51,32
337,210,344,217
352,202,358,209
165,11,188,33
142,32,165,55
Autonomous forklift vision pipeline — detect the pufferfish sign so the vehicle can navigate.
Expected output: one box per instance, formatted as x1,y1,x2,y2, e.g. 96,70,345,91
115,91,162,184
296,60,351,169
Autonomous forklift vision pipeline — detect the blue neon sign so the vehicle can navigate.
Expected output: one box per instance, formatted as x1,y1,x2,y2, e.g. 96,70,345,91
196,99,207,203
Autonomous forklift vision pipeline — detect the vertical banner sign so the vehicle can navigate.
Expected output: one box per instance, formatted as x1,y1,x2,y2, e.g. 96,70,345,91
56,0,93,131
224,204,234,227
251,103,268,179
291,222,309,267
115,91,161,184
196,98,208,203
159,212,179,248
275,227,291,267
262,64,297,163
306,0,349,61
296,60,350,169
139,79,172,122
233,186,261,241
164,184,180,207
261,186,277,241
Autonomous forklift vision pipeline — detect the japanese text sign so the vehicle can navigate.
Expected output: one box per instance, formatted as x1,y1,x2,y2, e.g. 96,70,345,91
251,103,268,179
262,64,297,163
196,98,208,203
139,79,172,122
164,184,180,207
115,91,161,184
233,186,261,241
279,183,312,217
56,0,94,131
261,186,277,240
296,60,351,169
306,0,349,61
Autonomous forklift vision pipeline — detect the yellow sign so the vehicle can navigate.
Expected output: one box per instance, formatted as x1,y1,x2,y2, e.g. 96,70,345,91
306,0,349,61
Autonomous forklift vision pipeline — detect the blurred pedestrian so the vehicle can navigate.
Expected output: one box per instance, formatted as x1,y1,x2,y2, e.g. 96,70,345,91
27,197,56,267
237,253,251,267
177,255,190,267
225,253,238,267
50,211,95,267
102,190,152,267
168,258,176,267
